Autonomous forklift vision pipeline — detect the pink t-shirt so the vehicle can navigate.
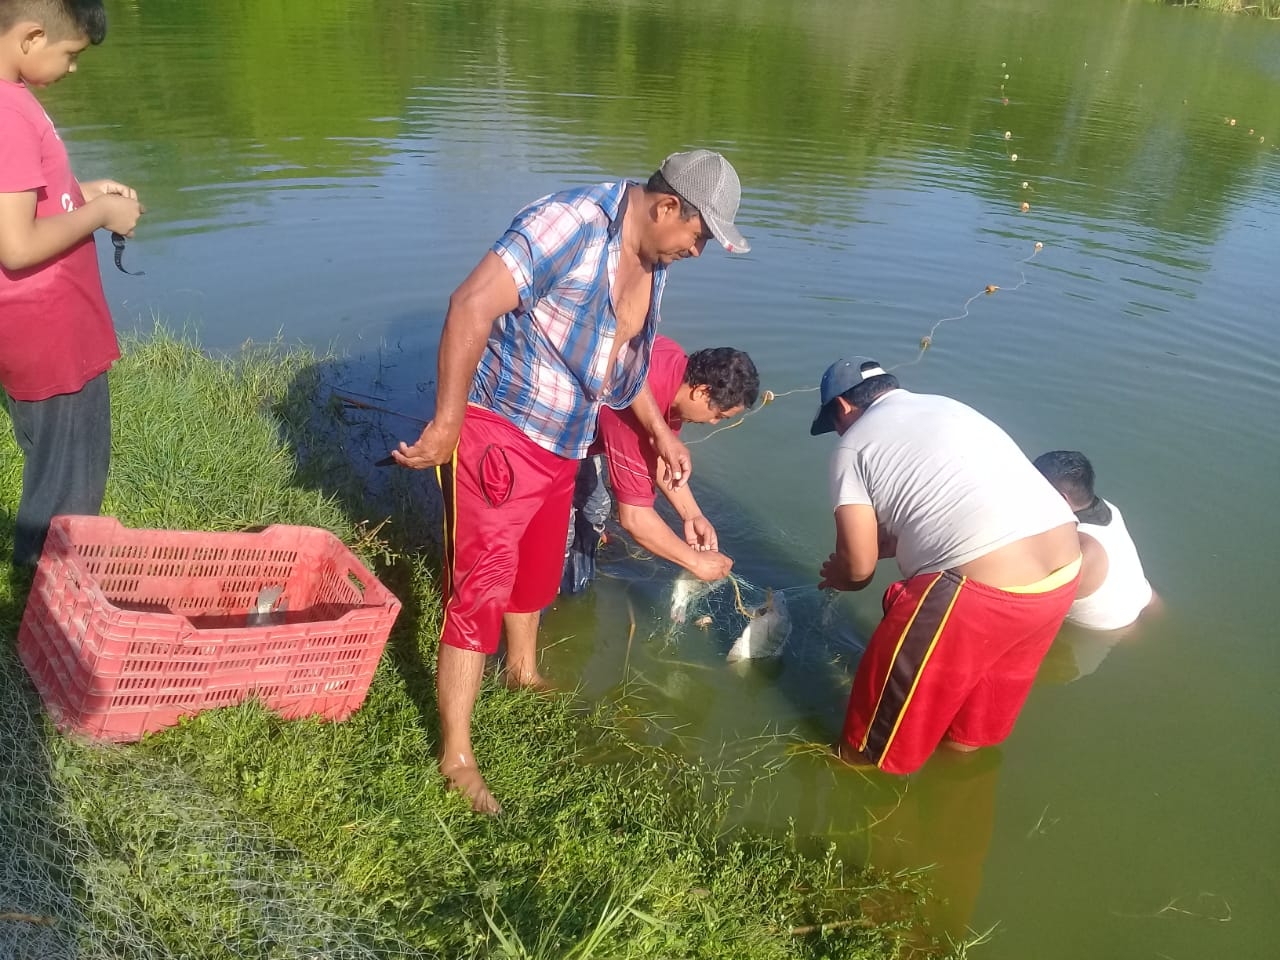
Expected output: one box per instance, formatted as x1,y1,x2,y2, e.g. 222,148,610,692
0,79,118,401
591,334,688,508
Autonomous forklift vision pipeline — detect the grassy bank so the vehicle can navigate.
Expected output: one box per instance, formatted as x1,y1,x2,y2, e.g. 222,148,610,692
1153,0,1280,16
0,329,959,959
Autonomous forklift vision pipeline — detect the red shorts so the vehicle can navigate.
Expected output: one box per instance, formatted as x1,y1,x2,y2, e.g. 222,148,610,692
842,567,1079,775
436,406,578,654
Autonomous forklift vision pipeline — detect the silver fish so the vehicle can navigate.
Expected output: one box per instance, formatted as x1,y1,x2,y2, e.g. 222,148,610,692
246,584,287,626
669,571,718,624
726,591,791,662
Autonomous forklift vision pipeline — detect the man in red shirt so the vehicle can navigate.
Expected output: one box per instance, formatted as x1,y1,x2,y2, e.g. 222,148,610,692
562,335,758,592
0,1,143,566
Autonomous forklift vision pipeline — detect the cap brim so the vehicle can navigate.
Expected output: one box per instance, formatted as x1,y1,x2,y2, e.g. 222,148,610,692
702,210,750,254
810,403,837,436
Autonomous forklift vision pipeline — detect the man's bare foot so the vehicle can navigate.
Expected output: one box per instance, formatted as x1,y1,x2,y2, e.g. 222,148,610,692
502,665,554,693
833,740,879,769
439,758,502,815
940,738,980,754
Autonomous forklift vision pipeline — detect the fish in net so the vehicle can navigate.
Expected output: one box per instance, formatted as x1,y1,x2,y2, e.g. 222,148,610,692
665,573,859,665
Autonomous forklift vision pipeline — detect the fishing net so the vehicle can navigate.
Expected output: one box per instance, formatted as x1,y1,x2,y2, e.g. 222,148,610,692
657,570,865,668
0,649,432,960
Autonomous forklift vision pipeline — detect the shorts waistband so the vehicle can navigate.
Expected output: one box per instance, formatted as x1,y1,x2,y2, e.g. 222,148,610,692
1002,555,1082,595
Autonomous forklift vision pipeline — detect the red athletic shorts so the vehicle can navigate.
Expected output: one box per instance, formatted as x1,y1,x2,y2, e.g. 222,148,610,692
436,406,578,654
842,566,1080,775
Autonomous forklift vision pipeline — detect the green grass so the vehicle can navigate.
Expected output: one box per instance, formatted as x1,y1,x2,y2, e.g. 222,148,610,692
1152,0,1280,16
0,327,961,959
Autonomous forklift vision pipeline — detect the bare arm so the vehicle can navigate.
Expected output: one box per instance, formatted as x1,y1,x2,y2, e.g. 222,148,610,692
392,252,518,468
1076,531,1109,599
819,503,880,591
657,460,717,550
0,189,141,271
628,382,691,489
617,502,731,581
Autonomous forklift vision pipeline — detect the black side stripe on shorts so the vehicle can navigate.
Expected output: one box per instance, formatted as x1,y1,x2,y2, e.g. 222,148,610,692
860,570,965,765
436,453,458,600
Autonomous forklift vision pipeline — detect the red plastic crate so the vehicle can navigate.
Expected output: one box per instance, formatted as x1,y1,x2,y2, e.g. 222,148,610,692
17,516,402,742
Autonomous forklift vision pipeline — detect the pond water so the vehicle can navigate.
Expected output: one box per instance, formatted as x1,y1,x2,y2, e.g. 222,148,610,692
40,0,1280,955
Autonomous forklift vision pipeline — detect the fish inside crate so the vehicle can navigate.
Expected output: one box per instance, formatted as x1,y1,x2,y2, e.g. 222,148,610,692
17,516,402,742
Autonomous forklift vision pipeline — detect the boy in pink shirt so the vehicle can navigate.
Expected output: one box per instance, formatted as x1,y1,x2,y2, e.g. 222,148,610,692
0,0,142,565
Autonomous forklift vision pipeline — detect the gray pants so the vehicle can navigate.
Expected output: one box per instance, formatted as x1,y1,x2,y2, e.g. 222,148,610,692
6,372,111,566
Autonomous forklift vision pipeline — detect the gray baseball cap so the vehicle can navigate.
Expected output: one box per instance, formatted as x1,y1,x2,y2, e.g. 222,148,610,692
659,149,750,254
810,359,888,435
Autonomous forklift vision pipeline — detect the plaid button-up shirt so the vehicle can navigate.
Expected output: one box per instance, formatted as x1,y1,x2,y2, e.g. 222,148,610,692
470,180,667,459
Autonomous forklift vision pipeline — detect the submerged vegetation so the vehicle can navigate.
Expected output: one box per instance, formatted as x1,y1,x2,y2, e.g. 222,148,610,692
1154,0,1280,15
0,329,963,959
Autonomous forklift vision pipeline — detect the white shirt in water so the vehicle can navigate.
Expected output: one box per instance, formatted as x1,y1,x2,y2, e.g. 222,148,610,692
1071,499,1153,630
726,591,791,663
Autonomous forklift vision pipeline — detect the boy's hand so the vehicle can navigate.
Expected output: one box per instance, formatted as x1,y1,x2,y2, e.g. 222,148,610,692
94,194,144,237
80,180,138,203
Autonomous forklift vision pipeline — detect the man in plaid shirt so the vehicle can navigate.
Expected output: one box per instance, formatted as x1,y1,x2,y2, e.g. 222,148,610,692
392,149,750,813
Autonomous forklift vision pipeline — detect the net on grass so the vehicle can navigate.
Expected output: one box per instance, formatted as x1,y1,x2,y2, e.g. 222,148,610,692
0,651,434,960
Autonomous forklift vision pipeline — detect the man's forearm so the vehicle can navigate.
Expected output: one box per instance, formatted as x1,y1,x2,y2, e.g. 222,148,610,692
619,503,703,572
833,544,876,591
627,383,670,441
831,504,880,589
662,479,702,522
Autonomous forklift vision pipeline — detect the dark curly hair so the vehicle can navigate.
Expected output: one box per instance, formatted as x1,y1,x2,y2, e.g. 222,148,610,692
683,347,759,411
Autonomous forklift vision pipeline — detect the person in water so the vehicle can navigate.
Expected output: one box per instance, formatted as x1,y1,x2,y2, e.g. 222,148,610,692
1033,450,1157,631
390,149,751,814
561,335,758,594
0,0,143,567
810,359,1081,774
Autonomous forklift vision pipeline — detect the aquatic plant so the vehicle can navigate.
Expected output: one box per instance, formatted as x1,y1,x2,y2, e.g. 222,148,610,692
1153,0,1280,17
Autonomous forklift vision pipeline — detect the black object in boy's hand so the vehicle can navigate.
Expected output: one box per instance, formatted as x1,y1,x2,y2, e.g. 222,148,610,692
111,232,144,276
375,455,396,467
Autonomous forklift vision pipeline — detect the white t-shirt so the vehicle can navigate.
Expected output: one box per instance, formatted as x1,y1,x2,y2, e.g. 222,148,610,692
1070,499,1153,630
828,390,1074,579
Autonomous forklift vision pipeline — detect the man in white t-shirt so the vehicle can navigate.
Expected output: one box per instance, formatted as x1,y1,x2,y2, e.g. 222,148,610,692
811,359,1082,774
1033,450,1156,632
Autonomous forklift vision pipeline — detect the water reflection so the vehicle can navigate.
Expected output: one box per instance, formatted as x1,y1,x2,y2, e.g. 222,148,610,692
37,0,1280,246
864,750,1004,949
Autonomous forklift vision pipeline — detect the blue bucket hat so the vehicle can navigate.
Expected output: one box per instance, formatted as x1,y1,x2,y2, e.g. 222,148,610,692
809,359,888,436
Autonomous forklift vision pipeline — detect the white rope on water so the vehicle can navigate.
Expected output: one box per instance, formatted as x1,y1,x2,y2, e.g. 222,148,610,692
686,242,1047,444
